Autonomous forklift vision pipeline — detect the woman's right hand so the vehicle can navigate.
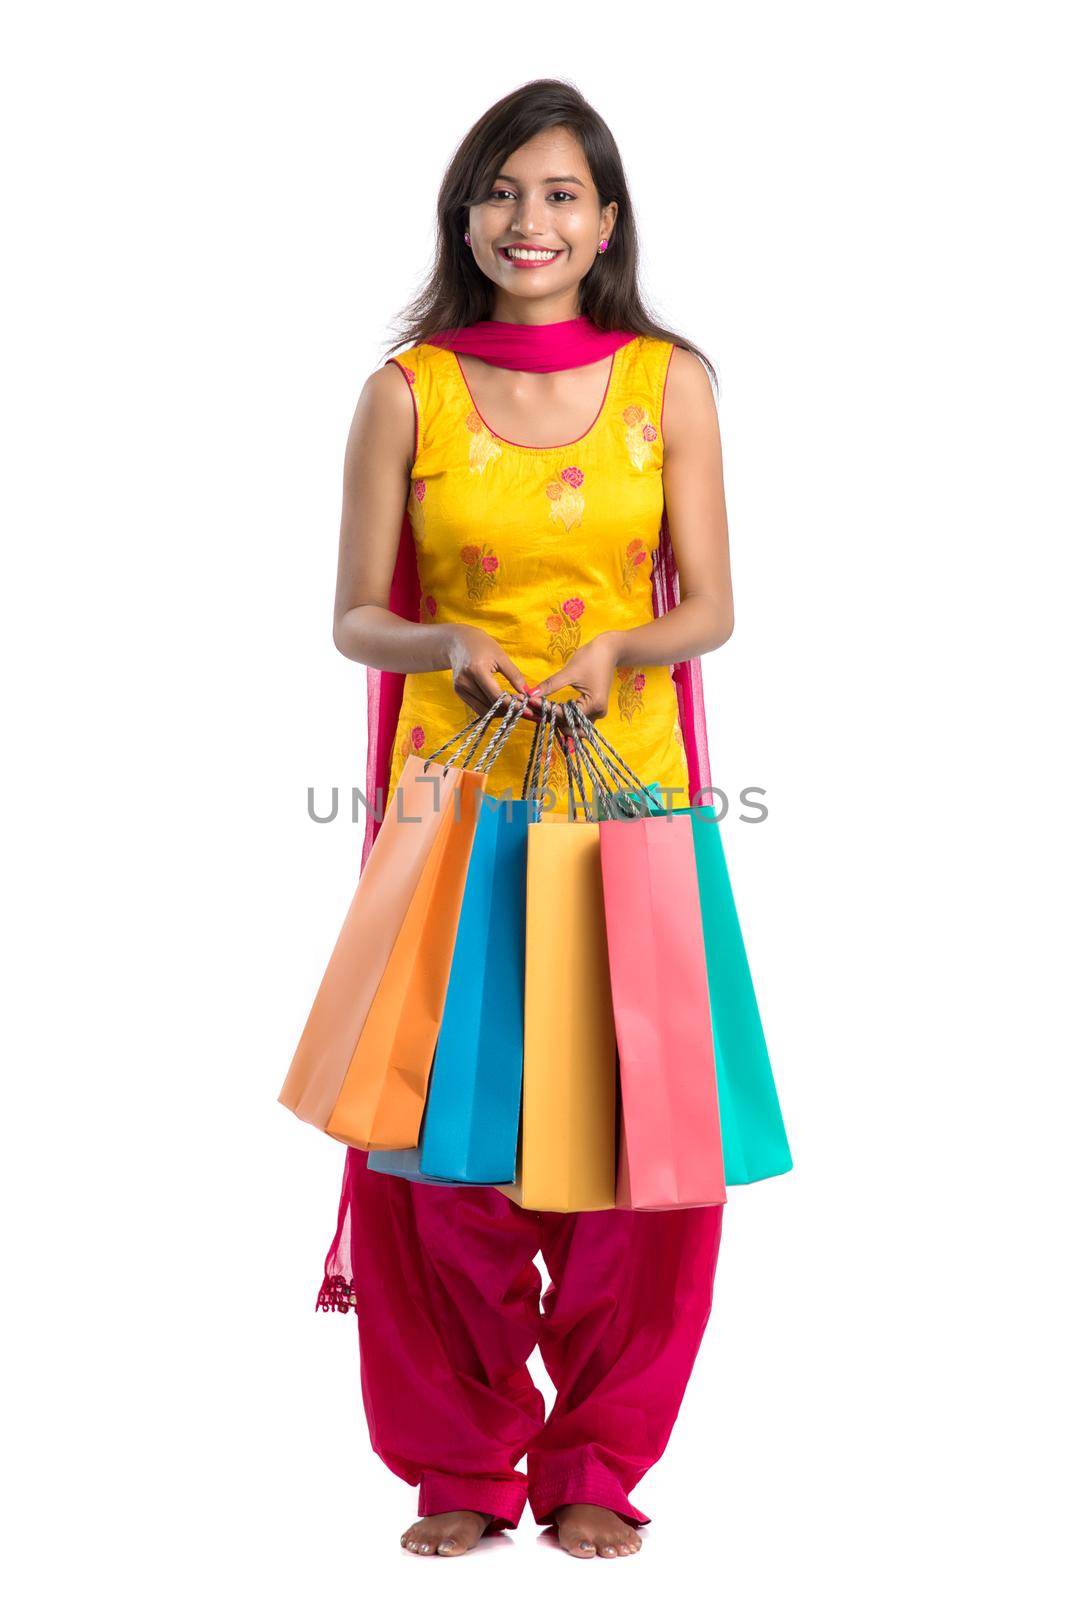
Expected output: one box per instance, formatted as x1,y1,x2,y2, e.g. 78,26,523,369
446,624,542,721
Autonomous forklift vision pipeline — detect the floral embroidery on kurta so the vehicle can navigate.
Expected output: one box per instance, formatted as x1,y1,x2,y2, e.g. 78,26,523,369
466,411,502,475
617,665,646,721
546,465,585,532
546,596,585,661
383,337,690,817
460,543,500,602
408,477,426,540
620,537,648,594
621,404,659,470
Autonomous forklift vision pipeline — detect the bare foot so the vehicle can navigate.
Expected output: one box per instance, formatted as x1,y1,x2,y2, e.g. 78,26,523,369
399,1509,495,1556
552,1503,643,1558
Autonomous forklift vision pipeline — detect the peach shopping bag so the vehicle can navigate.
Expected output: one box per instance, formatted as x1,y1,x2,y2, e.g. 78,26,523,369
279,693,522,1136
278,754,463,1130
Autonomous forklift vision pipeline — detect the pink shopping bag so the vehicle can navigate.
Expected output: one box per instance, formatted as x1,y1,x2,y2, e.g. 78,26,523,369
598,811,726,1209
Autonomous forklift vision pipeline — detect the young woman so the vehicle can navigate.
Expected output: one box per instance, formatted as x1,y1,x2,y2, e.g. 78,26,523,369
324,79,733,1559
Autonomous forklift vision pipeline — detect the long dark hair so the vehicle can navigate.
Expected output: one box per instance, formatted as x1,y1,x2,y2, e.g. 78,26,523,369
385,77,718,391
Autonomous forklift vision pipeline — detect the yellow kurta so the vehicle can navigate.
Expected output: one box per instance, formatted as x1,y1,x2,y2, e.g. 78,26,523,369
384,335,689,811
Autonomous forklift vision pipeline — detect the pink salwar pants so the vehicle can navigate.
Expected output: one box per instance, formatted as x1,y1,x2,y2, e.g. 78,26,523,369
332,1148,724,1531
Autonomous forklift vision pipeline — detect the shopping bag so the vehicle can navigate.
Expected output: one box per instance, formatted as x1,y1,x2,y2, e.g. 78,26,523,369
418,790,531,1181
598,811,726,1209
325,765,486,1149
500,808,617,1211
571,702,791,1186
368,1141,473,1185
684,806,793,1183
278,754,463,1130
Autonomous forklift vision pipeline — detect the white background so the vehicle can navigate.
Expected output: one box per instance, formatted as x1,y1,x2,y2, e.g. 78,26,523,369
4,3,1065,1596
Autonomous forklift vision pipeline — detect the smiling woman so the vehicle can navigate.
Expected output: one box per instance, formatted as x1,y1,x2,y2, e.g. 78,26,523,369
289,74,785,1567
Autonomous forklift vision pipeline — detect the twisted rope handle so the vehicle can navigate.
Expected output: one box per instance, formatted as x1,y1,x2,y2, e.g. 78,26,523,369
561,704,645,819
526,699,561,822
558,705,586,818
520,700,546,800
418,691,514,777
557,709,587,820
471,692,530,773
570,707,665,814
561,702,614,818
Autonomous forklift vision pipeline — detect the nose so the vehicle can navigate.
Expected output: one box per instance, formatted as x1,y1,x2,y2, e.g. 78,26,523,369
511,196,553,237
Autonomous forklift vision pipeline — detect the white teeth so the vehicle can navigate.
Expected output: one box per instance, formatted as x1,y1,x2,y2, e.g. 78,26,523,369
505,247,560,260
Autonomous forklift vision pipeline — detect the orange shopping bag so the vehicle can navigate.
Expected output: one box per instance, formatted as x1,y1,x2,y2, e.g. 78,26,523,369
279,694,518,1134
278,755,462,1130
326,695,531,1150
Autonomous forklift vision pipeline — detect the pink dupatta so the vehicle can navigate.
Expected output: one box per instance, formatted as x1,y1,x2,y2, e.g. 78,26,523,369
320,315,714,1309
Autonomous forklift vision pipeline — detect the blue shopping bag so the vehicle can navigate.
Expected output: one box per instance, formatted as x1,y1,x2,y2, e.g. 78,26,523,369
369,790,531,1185
367,1139,460,1184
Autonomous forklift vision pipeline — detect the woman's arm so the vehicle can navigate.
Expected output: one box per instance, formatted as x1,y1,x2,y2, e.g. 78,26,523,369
531,347,733,713
615,345,734,665
332,363,531,715
332,363,447,673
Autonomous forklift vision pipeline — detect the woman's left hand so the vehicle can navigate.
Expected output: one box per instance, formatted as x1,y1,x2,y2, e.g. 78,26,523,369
529,631,621,721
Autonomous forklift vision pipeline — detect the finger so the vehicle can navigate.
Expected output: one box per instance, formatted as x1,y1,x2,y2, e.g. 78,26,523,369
454,688,490,718
492,652,541,720
494,651,531,701
530,669,562,698
455,671,507,716
469,668,517,716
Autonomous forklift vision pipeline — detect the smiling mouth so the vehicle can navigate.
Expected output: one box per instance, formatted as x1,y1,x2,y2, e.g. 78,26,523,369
497,245,564,265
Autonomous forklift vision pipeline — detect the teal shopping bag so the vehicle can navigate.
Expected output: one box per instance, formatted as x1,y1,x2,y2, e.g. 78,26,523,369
369,790,531,1184
682,804,792,1184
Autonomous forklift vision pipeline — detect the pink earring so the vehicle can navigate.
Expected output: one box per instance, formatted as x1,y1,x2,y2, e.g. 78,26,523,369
598,238,608,253
464,232,471,245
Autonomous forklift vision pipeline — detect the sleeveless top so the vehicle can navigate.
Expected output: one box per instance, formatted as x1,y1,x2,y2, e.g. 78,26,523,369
383,335,690,810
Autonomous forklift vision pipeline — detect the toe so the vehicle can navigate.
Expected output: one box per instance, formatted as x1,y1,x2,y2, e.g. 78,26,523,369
558,1530,597,1558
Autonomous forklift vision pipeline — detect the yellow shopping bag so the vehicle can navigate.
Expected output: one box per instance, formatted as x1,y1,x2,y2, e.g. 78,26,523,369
498,805,618,1212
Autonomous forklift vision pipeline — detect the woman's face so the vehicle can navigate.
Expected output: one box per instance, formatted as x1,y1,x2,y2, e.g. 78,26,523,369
466,126,617,316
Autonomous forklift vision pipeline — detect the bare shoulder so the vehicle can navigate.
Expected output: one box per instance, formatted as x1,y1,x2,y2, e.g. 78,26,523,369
344,357,417,469
359,358,416,426
662,345,720,451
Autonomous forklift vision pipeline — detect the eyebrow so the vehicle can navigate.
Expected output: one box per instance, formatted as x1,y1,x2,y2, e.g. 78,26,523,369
494,173,587,187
